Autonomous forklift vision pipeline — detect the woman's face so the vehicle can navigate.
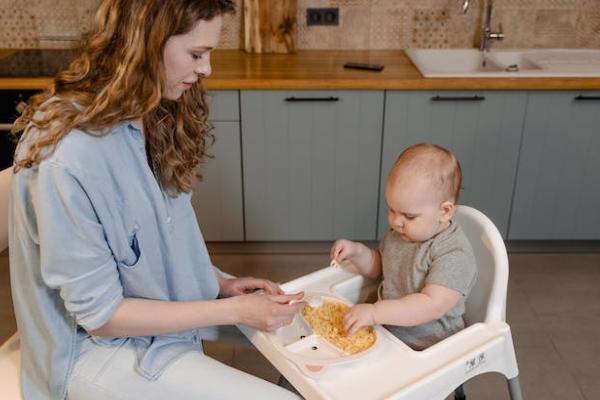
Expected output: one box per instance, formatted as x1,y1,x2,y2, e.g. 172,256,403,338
162,15,223,100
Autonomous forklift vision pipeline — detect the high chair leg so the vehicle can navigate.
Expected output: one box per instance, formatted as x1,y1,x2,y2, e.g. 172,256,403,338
454,384,466,400
508,376,524,400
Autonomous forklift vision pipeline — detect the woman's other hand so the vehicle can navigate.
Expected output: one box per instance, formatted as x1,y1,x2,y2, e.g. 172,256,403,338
233,292,306,332
219,277,283,298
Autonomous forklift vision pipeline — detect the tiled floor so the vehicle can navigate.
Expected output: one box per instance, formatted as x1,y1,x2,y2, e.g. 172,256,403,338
1,246,599,400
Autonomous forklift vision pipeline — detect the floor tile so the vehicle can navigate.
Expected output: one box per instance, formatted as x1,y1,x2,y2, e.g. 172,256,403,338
514,333,586,400
540,315,600,400
510,254,600,318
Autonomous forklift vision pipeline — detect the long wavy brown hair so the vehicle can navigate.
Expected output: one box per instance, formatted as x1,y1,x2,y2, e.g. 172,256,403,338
12,0,235,194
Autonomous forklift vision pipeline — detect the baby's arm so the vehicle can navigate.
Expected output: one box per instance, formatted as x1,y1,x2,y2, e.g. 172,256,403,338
343,284,462,336
330,239,382,279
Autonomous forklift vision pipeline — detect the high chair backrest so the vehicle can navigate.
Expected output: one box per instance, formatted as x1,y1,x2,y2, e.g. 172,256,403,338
453,205,509,325
0,167,12,252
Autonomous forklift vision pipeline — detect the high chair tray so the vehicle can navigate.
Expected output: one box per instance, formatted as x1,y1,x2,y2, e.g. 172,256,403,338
237,266,510,400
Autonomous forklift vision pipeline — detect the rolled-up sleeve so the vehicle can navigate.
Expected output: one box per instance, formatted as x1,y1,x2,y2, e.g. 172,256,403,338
36,161,123,331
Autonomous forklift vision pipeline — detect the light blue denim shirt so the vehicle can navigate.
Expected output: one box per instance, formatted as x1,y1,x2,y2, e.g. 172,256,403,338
9,121,220,399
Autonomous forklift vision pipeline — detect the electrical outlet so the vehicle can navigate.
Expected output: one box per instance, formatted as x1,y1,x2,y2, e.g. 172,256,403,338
306,8,339,26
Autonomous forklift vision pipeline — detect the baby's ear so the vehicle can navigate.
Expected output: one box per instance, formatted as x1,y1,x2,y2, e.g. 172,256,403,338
440,201,455,223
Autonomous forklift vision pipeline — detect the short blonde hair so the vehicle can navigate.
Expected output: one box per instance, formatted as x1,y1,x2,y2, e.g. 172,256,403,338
391,143,462,203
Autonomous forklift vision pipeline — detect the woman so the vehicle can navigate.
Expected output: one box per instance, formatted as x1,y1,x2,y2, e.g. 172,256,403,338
9,1,304,399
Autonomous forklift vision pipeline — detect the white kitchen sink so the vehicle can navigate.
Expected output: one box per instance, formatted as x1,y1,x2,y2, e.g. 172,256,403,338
406,48,600,78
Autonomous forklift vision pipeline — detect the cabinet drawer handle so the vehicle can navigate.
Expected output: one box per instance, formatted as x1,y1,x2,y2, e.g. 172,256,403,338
285,96,340,102
574,95,600,101
430,95,485,102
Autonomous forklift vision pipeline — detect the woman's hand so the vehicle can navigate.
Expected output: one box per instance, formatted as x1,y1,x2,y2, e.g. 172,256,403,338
218,277,283,298
343,303,376,336
233,292,306,332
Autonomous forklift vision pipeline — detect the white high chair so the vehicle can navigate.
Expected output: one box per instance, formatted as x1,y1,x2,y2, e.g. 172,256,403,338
238,205,524,400
0,166,22,399
450,205,523,400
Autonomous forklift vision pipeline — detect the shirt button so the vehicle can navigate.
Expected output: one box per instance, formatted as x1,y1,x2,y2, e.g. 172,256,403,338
166,216,172,224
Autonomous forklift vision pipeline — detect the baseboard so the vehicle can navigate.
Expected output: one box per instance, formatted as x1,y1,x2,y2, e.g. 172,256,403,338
207,240,600,254
505,240,600,253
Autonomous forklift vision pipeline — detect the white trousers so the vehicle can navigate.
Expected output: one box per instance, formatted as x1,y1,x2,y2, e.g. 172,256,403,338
67,331,301,400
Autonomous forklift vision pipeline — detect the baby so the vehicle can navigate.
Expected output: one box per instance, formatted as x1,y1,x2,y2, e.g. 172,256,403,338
331,143,477,350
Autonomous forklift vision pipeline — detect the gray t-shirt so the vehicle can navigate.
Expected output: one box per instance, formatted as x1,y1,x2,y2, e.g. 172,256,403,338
378,221,477,350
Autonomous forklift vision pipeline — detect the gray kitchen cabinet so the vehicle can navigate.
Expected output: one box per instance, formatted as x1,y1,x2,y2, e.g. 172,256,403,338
378,91,527,239
241,90,384,241
509,91,600,239
191,90,244,241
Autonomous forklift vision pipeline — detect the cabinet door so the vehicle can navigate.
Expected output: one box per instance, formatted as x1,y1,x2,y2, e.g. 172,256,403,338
509,91,600,239
241,90,384,241
191,91,244,241
379,91,527,239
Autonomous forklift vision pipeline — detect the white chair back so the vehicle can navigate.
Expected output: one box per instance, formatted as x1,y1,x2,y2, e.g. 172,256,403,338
0,166,12,252
454,205,509,325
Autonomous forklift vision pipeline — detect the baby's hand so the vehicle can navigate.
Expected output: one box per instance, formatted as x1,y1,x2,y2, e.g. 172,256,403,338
330,239,360,264
343,303,376,336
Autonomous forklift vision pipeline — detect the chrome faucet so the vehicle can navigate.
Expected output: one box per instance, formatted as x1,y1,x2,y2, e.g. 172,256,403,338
462,0,504,52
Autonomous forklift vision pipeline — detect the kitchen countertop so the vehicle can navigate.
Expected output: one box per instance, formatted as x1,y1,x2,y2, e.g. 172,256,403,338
2,49,600,90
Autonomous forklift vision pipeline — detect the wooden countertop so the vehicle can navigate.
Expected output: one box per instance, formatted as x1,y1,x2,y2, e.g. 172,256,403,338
2,49,600,90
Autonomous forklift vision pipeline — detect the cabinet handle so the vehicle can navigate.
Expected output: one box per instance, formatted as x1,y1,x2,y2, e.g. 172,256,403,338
285,96,339,102
430,95,485,102
574,95,600,101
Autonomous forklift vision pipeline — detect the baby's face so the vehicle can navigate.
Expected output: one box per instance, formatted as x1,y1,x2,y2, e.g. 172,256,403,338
385,172,452,242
